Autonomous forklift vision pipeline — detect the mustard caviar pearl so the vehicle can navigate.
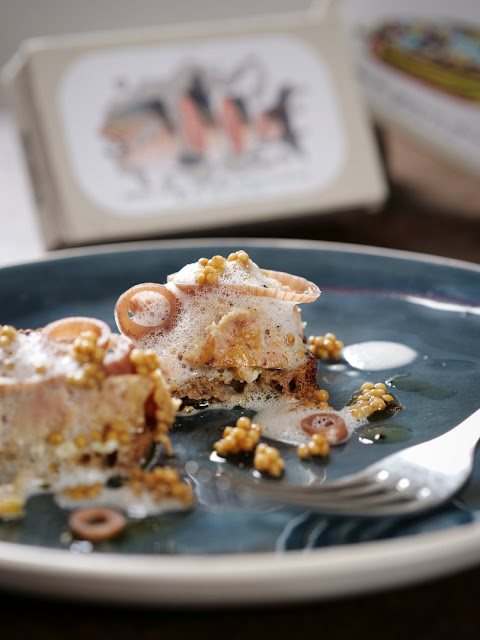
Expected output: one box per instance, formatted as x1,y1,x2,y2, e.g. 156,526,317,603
66,331,107,388
214,417,262,456
128,467,194,505
349,381,396,420
316,389,329,402
74,434,88,449
195,254,227,285
308,333,344,360
227,250,250,263
47,431,64,446
297,433,330,459
0,325,17,348
62,483,103,500
71,331,105,364
130,348,160,375
254,443,285,477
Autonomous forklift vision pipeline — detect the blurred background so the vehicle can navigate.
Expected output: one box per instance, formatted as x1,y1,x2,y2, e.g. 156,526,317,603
0,0,479,266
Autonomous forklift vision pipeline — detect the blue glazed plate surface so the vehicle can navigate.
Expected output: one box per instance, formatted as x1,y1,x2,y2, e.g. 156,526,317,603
0,238,479,605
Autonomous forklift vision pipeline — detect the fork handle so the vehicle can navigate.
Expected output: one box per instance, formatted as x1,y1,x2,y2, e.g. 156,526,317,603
438,408,480,451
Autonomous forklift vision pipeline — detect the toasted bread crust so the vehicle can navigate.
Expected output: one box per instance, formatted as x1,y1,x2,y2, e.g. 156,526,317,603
174,352,320,405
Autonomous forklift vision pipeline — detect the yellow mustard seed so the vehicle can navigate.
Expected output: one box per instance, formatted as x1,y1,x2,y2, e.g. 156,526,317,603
297,444,310,459
74,434,88,449
236,416,251,429
127,467,193,505
47,431,64,446
367,388,385,398
1,325,17,338
370,398,386,411
206,272,218,285
315,389,329,403
286,333,295,347
0,325,17,348
356,396,370,405
210,255,226,269
0,336,11,348
360,381,375,391
350,406,366,419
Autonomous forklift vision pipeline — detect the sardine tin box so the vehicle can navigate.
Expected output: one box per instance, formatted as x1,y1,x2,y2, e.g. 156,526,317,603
2,3,387,250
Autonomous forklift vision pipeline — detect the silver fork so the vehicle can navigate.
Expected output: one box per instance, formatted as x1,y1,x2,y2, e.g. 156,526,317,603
225,408,480,517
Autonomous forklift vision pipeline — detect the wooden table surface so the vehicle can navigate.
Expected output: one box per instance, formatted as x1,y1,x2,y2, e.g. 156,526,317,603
1,127,480,638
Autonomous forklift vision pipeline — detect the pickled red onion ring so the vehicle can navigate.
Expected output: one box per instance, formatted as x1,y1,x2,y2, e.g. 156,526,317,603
42,317,111,349
300,412,349,444
104,334,135,375
115,283,178,339
68,506,126,541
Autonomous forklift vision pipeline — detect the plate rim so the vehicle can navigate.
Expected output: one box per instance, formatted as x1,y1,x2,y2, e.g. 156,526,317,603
1,521,480,606
1,236,479,606
5,236,480,275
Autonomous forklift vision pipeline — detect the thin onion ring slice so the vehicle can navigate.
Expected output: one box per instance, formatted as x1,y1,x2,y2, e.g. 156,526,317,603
301,412,349,444
115,283,178,340
42,317,111,349
104,334,135,375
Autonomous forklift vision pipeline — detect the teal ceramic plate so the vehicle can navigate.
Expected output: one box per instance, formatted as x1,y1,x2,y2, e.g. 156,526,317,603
0,238,479,606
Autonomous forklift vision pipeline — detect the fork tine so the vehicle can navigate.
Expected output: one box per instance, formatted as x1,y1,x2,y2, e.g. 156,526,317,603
311,464,390,491
327,482,391,498
224,466,420,515
240,482,416,514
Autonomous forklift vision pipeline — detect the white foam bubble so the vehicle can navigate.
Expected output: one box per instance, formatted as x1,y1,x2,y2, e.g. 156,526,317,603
135,277,304,387
342,341,417,371
54,484,188,518
231,394,363,447
131,291,171,327
0,331,81,382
